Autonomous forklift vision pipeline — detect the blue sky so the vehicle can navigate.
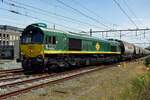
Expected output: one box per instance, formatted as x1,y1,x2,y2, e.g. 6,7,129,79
0,0,150,47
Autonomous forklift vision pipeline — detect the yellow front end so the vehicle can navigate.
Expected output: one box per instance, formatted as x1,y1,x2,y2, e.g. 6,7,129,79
20,44,45,72
20,44,44,58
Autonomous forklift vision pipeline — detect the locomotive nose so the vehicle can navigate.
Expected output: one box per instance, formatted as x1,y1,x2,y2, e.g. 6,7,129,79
21,44,44,58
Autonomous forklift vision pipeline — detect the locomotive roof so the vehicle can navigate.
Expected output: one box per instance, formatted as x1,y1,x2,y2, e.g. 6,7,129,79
24,23,121,45
39,26,110,43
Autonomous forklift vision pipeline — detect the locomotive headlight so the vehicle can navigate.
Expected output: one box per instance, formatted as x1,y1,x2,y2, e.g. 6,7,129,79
38,55,43,58
21,52,24,55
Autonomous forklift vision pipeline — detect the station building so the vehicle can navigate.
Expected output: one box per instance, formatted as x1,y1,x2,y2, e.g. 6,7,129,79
0,25,22,59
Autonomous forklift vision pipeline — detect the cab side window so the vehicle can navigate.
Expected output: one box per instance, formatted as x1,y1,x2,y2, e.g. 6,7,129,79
46,36,56,44
52,36,56,44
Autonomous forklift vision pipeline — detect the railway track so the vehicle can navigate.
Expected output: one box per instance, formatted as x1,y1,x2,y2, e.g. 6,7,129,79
0,68,23,79
0,68,23,74
0,65,106,100
0,73,50,83
0,68,25,80
0,70,25,79
0,57,146,99
0,72,24,79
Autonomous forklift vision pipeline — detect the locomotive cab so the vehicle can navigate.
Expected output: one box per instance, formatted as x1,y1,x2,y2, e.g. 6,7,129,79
20,23,45,72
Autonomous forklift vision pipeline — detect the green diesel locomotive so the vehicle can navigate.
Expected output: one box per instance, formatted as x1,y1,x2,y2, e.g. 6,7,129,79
20,23,122,72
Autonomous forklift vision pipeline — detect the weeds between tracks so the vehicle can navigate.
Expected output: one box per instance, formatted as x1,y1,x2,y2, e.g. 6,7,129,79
121,72,150,100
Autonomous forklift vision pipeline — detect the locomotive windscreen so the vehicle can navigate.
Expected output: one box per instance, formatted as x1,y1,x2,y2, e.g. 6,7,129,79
21,26,43,44
69,38,81,51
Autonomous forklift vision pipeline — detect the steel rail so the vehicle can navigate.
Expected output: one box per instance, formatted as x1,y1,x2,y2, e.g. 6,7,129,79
0,68,23,73
0,66,105,99
0,74,55,88
0,74,47,82
0,56,146,99
0,72,24,78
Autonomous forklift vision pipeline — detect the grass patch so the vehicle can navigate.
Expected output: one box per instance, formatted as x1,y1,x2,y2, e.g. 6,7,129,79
121,73,150,100
144,56,150,68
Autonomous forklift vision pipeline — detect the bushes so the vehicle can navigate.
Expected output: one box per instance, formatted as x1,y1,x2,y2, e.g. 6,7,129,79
144,56,150,67
121,73,150,100
121,56,150,100
131,73,150,100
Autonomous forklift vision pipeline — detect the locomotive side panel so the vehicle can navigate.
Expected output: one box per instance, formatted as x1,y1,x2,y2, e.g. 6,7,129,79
69,38,82,51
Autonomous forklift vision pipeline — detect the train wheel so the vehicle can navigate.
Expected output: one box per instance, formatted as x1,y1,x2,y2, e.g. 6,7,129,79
47,64,54,72
31,63,45,73
47,64,60,73
22,60,31,72
85,59,90,66
64,63,70,70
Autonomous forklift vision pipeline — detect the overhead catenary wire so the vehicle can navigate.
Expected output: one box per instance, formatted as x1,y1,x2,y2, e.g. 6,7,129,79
4,1,87,27
5,0,104,30
55,0,112,29
40,0,109,30
0,7,83,32
113,0,138,28
122,0,144,27
71,0,119,27
70,0,124,36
